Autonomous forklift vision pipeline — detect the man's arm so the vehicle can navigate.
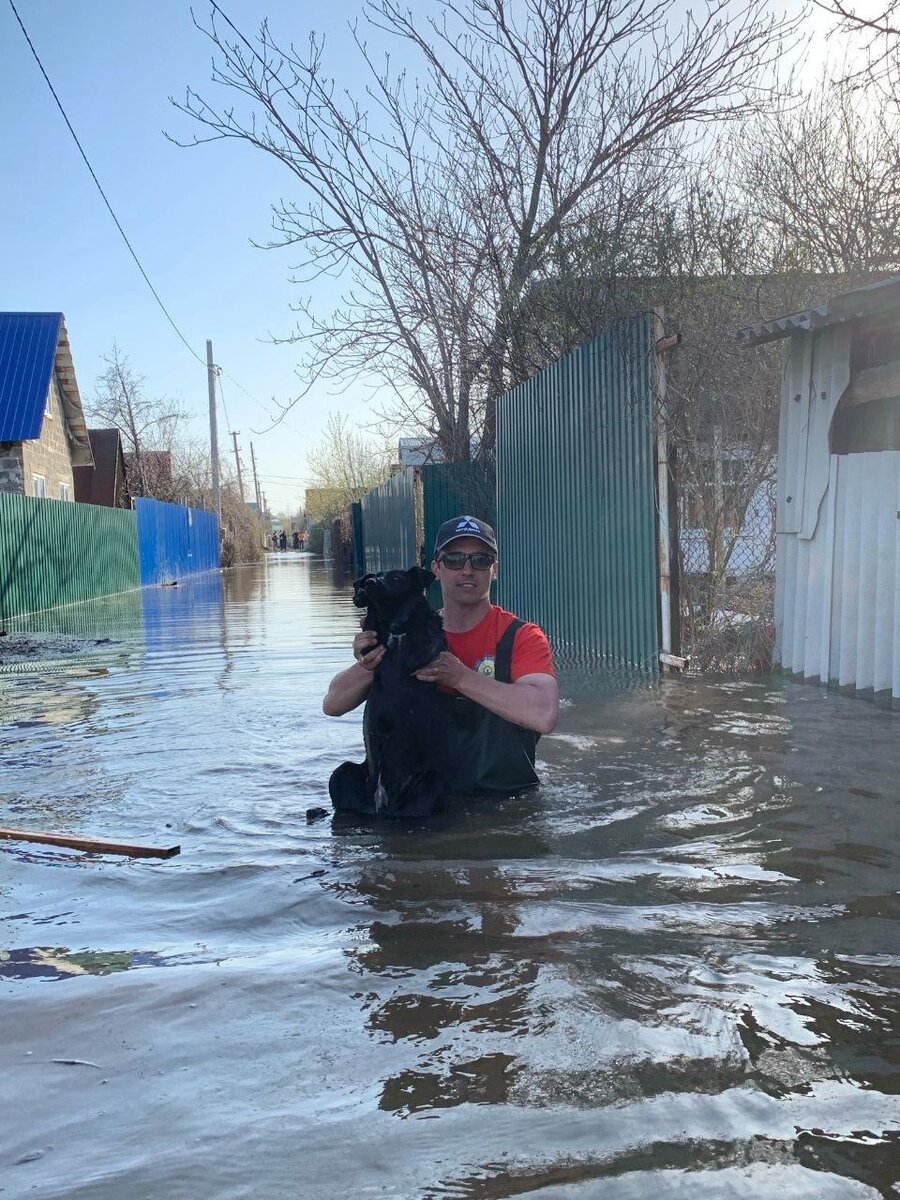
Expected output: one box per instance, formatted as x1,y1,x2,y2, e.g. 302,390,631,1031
322,630,385,716
414,653,559,734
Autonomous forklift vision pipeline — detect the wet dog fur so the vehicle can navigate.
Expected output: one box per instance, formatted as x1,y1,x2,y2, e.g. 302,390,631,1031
328,567,449,818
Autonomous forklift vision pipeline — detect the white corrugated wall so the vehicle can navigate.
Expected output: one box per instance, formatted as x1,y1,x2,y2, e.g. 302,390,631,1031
776,327,900,702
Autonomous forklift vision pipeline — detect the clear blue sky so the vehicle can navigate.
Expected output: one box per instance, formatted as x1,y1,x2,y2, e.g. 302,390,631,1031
0,0,388,514
1,0,845,514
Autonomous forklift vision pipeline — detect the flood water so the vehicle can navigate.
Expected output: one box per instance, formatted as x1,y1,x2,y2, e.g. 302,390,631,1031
1,555,898,1199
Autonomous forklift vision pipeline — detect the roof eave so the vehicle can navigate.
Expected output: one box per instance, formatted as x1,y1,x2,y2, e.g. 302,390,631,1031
737,275,900,348
54,319,94,467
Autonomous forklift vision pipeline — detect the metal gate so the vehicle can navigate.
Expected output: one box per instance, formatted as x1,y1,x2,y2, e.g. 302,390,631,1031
497,312,674,669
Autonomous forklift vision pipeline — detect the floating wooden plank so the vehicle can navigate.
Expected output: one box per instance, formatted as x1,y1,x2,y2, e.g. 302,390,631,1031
0,826,180,859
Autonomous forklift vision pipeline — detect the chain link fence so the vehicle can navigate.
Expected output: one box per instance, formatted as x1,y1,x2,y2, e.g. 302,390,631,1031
676,431,777,673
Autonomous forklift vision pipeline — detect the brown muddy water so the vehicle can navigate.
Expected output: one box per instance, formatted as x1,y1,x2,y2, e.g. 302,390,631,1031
1,554,898,1199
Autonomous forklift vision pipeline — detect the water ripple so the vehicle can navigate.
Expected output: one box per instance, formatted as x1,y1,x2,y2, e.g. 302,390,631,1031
1,558,898,1198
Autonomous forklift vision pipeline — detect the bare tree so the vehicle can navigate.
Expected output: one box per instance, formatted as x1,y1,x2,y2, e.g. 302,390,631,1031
90,345,189,500
739,77,900,273
305,412,393,525
174,0,797,459
816,0,900,96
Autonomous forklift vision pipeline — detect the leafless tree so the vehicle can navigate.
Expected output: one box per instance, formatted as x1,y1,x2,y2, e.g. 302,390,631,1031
303,412,394,554
90,348,264,561
815,0,900,96
90,345,189,500
307,414,393,508
739,77,900,273
174,0,797,459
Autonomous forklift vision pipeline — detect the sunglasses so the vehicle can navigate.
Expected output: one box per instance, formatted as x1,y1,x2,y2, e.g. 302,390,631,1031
438,551,496,571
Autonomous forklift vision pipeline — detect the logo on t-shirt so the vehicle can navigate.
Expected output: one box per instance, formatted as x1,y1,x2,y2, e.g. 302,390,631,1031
475,655,495,677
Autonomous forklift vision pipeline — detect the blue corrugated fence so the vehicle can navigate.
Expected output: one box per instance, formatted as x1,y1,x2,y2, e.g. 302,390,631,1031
135,497,219,585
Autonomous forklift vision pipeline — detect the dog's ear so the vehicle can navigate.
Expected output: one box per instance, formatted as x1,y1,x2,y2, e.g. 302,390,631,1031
408,566,435,592
352,574,375,608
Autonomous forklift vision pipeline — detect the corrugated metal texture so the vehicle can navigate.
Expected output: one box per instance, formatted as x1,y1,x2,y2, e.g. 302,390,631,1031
421,461,497,606
496,314,659,668
360,468,418,571
350,502,365,576
778,448,900,703
0,313,62,440
0,491,139,621
421,462,496,560
776,325,900,702
738,275,900,347
135,498,220,586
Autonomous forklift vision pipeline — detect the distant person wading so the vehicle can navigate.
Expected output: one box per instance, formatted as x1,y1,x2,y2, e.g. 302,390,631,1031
323,516,559,797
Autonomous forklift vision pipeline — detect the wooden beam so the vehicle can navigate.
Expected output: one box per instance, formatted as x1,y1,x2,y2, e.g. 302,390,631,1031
659,652,689,670
842,361,900,408
0,826,180,859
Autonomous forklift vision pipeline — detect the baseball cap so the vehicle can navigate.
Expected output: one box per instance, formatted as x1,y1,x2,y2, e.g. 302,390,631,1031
433,515,498,556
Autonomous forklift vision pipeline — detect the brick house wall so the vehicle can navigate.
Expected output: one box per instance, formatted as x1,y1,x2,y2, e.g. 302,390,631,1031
19,376,76,500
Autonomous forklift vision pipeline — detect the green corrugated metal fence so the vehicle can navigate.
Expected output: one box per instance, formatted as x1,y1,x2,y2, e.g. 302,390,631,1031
0,492,140,622
421,461,497,605
350,501,365,576
360,469,418,571
421,462,496,561
497,313,661,668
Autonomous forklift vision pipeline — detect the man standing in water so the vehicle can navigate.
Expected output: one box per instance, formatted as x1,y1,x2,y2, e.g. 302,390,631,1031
323,515,558,794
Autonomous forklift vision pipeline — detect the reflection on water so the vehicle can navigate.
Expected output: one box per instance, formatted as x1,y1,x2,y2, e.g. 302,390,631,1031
0,945,183,981
1,553,898,1199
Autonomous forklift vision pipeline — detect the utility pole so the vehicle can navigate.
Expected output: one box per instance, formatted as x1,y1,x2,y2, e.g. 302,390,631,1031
250,442,262,510
231,430,245,502
206,340,221,518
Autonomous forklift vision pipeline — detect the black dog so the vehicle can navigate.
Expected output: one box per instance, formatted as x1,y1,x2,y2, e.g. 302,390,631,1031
328,566,449,818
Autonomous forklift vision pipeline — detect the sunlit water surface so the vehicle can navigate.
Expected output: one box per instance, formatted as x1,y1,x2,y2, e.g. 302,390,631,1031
1,555,898,1199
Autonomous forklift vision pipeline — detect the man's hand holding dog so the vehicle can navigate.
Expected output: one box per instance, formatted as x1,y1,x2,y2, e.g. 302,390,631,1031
353,629,386,673
413,652,466,689
323,628,385,715
415,651,559,734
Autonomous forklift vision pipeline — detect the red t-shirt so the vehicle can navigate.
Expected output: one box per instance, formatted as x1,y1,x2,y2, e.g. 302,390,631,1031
443,605,555,681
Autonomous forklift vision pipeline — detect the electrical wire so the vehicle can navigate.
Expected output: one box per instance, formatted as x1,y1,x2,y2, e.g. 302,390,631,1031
216,370,233,434
256,475,312,484
208,1,264,67
7,0,207,369
10,0,275,416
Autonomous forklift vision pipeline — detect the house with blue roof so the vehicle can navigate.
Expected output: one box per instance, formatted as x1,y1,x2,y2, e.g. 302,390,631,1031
0,312,93,501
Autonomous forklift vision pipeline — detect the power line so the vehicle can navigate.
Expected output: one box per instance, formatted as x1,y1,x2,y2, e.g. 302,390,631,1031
10,0,274,418
256,475,312,484
208,1,264,66
215,370,233,434
7,0,207,369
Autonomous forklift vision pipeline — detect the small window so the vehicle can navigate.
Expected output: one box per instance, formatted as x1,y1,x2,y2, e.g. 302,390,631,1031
59,482,70,502
33,474,47,498
45,389,53,419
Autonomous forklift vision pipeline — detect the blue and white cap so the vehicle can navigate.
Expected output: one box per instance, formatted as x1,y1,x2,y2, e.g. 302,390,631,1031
433,515,498,556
